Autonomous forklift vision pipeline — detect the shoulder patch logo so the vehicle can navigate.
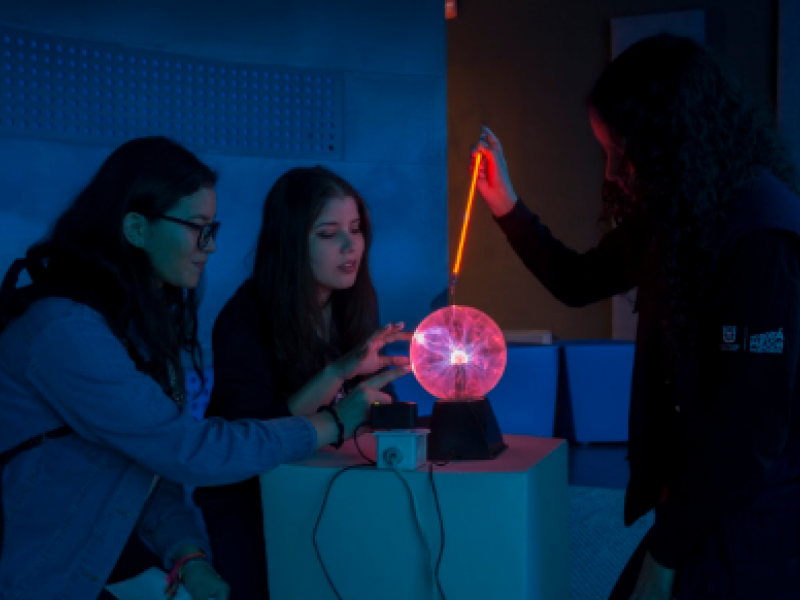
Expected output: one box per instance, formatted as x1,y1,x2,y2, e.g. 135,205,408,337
720,325,740,352
722,326,737,344
749,328,784,354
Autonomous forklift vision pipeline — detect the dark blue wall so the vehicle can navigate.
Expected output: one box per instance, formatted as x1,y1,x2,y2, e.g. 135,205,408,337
0,0,446,356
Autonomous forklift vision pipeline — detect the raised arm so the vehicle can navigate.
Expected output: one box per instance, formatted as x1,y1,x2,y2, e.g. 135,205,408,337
475,126,642,306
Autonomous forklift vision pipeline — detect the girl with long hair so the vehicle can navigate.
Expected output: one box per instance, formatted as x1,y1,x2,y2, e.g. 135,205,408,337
0,139,404,599
475,34,800,599
194,165,410,597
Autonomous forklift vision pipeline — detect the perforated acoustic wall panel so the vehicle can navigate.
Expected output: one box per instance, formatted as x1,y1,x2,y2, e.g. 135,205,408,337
0,25,343,159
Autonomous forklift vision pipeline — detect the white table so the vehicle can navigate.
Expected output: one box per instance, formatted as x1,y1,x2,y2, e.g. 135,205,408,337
260,434,569,600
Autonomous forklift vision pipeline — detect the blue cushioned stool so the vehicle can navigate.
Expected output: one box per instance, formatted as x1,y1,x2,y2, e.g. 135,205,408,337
554,341,634,443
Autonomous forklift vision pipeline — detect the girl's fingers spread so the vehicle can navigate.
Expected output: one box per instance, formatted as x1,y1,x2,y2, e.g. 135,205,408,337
366,326,390,346
361,364,412,389
374,327,408,345
381,355,410,368
383,331,413,344
373,324,394,341
368,390,393,404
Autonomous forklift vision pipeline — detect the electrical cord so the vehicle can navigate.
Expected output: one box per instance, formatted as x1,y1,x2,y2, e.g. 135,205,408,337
428,462,447,600
352,421,375,465
313,435,449,600
388,464,438,599
312,463,374,600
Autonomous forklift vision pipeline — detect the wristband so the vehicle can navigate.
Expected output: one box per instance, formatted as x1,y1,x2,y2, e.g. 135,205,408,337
317,404,345,449
164,552,207,599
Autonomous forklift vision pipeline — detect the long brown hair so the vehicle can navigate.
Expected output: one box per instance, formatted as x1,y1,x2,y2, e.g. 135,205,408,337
252,166,378,395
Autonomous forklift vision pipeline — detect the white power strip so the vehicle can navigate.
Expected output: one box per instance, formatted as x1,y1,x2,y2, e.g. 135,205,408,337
373,429,429,470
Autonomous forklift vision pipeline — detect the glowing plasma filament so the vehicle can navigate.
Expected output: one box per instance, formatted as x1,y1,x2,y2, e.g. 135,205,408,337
411,305,507,400
450,349,469,365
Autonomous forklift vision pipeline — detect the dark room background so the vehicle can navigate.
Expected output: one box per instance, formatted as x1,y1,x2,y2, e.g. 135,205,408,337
0,0,794,349
448,0,784,340
0,0,447,358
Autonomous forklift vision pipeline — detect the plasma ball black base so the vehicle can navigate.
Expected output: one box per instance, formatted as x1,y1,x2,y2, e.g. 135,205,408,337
427,396,507,461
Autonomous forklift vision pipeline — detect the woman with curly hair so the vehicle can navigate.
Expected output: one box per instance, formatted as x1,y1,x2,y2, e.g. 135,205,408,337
475,34,800,599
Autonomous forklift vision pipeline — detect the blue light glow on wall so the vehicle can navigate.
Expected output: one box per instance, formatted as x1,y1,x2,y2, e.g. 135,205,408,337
1,26,343,159
0,0,446,358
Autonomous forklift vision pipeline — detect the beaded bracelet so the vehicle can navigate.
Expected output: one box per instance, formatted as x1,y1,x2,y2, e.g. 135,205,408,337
317,404,345,449
164,552,207,599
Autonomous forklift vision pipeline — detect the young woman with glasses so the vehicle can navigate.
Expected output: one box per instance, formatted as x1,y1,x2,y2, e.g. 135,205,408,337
0,138,408,600
193,165,411,598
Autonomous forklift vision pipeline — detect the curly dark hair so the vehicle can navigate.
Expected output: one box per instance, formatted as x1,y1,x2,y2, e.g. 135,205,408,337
588,33,799,365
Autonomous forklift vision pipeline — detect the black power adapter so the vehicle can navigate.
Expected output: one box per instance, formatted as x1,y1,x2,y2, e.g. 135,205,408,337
370,402,418,430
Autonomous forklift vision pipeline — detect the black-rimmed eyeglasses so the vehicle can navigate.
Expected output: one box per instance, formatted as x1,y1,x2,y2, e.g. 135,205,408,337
152,215,221,250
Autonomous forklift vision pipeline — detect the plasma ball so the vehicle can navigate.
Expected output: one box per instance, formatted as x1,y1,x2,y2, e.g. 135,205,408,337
450,350,469,365
410,305,507,400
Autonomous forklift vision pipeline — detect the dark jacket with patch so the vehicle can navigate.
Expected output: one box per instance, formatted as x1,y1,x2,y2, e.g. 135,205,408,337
496,171,800,591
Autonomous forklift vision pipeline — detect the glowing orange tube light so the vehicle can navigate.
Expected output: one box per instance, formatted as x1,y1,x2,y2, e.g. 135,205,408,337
453,152,482,276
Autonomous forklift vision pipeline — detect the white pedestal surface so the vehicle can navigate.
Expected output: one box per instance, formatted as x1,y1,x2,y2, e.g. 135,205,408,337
259,434,569,600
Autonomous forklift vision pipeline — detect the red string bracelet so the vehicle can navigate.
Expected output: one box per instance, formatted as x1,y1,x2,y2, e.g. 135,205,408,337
164,552,207,599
